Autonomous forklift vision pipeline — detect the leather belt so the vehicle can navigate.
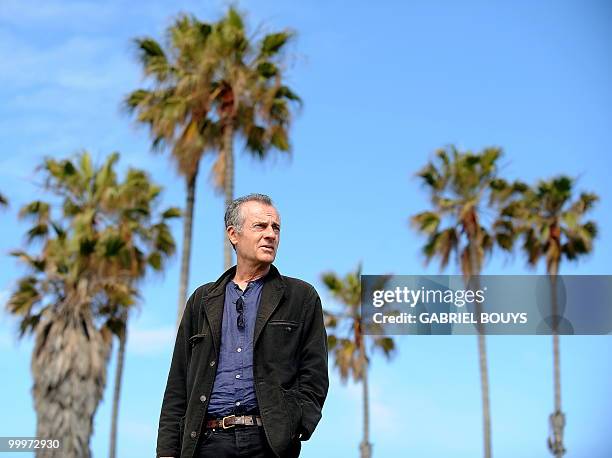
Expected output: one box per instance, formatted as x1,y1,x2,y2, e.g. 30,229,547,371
205,414,263,429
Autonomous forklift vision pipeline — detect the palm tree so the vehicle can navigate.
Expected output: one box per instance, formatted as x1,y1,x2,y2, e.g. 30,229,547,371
0,192,7,207
322,264,395,458
204,7,302,269
6,152,178,458
126,9,301,322
125,14,219,327
105,162,179,458
411,145,517,458
496,176,598,457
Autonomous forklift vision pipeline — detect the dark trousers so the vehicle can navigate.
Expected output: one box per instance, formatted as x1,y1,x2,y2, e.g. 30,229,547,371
196,425,277,458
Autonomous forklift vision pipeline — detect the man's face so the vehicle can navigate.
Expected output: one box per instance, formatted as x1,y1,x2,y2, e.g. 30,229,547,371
228,201,281,266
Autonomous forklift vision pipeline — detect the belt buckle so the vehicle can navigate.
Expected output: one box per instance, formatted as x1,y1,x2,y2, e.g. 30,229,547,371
221,414,236,429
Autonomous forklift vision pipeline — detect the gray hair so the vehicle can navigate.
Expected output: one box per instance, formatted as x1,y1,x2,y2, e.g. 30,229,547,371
224,193,275,232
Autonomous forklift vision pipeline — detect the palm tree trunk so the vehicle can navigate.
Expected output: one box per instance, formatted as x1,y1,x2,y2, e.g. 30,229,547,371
109,310,128,458
473,279,492,458
223,123,235,270
477,332,492,458
548,266,566,457
359,336,372,458
33,311,112,458
467,240,492,458
177,170,198,328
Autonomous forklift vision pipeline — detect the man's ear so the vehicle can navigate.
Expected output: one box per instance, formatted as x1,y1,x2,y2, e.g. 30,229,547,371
227,226,239,248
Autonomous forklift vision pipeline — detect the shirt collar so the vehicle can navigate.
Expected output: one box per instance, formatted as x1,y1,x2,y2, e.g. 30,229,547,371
230,276,265,293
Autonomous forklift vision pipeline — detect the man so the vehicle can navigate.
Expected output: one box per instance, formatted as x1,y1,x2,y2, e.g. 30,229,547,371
157,194,329,458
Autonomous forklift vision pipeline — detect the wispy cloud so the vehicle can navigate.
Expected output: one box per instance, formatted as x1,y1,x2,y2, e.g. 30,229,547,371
127,325,175,356
339,377,403,436
0,303,31,353
0,289,9,306
0,331,11,349
0,31,133,92
0,0,118,29
120,418,157,440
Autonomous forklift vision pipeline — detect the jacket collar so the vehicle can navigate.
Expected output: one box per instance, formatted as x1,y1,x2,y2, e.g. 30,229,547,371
203,265,238,299
202,264,286,353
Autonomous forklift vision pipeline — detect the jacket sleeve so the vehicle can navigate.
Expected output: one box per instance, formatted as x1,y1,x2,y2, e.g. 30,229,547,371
295,287,329,441
156,290,196,458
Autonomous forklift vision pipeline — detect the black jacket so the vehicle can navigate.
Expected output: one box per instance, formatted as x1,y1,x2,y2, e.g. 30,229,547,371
156,265,329,458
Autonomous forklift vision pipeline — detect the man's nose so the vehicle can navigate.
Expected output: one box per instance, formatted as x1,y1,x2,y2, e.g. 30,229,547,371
263,226,277,240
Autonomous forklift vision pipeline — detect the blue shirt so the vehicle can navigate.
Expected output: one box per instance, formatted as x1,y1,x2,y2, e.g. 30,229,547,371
206,277,264,418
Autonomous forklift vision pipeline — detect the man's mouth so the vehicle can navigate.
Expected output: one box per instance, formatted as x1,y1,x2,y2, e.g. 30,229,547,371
260,246,275,251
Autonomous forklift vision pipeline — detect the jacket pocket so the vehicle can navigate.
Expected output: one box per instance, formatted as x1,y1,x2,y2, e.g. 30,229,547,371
280,388,302,441
188,333,207,347
268,320,299,332
267,321,301,379
179,415,186,451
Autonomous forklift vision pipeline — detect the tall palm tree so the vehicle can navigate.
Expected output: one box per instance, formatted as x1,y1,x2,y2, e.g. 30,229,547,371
125,14,219,327
6,152,177,458
322,264,395,458
126,9,301,321
411,145,517,458
496,176,597,457
205,7,301,269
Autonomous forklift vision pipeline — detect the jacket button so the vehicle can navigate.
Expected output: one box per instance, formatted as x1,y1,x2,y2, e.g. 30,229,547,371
210,360,216,367
190,431,197,439
200,395,206,402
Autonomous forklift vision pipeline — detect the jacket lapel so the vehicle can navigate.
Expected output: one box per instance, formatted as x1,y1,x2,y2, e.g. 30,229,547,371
253,265,286,347
202,264,286,353
202,266,236,355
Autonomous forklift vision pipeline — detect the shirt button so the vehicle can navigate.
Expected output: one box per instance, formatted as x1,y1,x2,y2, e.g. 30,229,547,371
235,374,241,379
237,347,242,352
235,401,241,406
190,431,197,439
210,360,216,367
200,395,206,402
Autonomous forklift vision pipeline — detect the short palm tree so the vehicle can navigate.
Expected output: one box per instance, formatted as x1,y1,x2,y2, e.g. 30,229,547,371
411,145,517,458
322,264,395,458
104,158,179,458
204,7,302,269
496,176,598,457
6,152,178,458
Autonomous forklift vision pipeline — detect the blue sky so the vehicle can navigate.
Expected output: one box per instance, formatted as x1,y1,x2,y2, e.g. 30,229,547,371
1,0,611,457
